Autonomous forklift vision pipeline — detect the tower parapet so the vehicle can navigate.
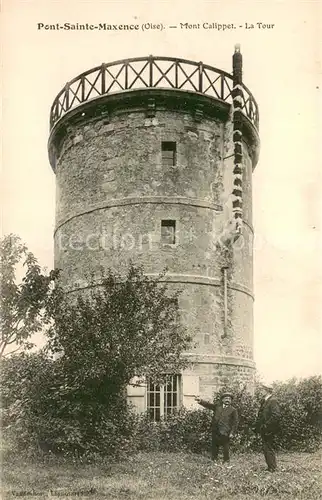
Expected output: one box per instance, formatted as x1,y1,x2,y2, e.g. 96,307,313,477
49,55,259,132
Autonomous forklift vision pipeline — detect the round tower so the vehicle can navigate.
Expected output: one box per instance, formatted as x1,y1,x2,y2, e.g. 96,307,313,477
48,49,260,409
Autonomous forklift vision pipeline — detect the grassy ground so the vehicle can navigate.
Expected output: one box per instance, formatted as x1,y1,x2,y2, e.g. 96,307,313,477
2,450,321,499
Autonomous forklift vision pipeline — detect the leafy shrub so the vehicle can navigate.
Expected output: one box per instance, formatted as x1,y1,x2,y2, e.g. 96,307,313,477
1,354,321,458
132,378,321,454
132,408,212,454
1,352,137,459
273,376,322,452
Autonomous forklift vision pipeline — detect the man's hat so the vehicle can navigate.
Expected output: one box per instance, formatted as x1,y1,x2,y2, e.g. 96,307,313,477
220,392,233,400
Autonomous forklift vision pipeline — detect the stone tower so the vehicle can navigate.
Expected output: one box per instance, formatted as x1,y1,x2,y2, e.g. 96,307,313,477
48,48,260,415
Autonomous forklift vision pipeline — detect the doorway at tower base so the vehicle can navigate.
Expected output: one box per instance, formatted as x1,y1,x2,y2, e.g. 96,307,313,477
126,362,255,416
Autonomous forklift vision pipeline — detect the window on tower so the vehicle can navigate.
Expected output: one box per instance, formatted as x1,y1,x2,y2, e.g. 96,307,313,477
161,220,176,245
146,375,181,421
161,141,176,166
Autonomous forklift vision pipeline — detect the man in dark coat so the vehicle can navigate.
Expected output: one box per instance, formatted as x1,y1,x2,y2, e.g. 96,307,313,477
195,392,238,463
255,384,281,472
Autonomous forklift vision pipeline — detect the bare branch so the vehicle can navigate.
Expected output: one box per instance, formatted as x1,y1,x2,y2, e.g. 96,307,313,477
2,346,22,357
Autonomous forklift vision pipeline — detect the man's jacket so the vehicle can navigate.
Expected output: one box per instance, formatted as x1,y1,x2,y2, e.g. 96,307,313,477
256,396,281,436
198,400,238,437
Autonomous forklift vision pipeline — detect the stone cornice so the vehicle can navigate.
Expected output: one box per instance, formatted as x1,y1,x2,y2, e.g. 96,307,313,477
64,273,254,300
184,353,255,369
54,196,254,235
48,88,260,171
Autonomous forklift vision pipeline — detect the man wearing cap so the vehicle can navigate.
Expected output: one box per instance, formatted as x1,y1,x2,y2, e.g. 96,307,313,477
195,392,238,463
255,384,281,472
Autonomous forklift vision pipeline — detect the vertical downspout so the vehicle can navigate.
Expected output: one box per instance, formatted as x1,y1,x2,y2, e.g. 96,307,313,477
221,266,229,338
232,44,244,237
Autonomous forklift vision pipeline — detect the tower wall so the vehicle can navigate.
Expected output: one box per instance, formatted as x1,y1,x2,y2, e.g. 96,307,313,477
48,55,260,410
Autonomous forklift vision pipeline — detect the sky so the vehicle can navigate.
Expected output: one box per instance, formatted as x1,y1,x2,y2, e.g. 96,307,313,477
2,0,321,383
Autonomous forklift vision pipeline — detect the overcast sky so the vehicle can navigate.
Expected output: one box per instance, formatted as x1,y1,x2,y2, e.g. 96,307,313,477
2,0,321,382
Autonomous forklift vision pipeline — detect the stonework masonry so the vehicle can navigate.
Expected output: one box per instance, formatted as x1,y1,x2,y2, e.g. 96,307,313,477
48,55,260,413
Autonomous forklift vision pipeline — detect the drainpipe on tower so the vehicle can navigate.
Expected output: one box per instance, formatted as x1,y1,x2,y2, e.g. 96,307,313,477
221,266,229,338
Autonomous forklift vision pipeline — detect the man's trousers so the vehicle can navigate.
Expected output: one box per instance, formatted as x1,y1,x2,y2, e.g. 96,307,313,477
261,433,277,471
211,433,230,462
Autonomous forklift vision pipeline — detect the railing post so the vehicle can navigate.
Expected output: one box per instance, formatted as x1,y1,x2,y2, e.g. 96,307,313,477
175,60,178,88
101,63,106,94
255,105,259,129
81,75,85,101
50,102,57,127
198,61,203,92
65,83,70,110
221,74,225,100
249,97,253,120
56,101,60,122
148,55,153,87
125,62,128,89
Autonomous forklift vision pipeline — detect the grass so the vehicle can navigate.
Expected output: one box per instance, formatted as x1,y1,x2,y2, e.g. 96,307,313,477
2,450,321,499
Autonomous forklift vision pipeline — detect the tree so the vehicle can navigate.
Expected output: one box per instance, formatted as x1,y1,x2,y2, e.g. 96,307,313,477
46,264,193,394
1,264,193,456
0,234,58,358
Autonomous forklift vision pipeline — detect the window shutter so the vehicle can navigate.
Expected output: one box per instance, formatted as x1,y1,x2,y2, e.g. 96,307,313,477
127,377,146,413
182,375,200,409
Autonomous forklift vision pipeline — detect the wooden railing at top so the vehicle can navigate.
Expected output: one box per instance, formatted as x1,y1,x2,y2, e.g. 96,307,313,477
49,55,259,130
